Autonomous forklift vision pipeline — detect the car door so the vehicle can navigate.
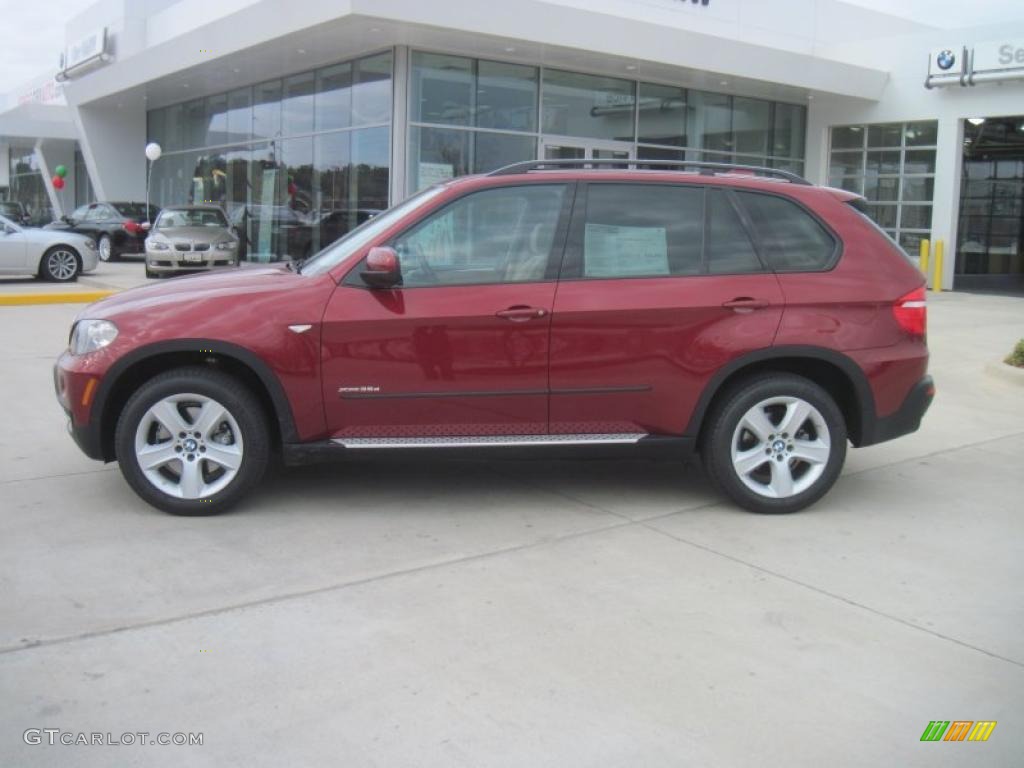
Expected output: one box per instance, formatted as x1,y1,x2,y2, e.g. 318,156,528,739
320,182,574,440
549,183,785,436
0,217,28,272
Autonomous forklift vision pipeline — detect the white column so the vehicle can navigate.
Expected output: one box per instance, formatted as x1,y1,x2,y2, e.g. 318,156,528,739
930,114,963,290
71,101,147,202
389,45,409,204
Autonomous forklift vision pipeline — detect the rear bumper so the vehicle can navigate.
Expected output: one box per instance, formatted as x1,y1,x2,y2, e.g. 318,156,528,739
860,375,935,446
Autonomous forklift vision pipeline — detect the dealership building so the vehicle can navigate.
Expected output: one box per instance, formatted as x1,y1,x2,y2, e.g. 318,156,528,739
1,0,1023,291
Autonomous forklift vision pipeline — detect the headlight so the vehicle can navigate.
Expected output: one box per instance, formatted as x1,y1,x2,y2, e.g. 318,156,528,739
148,240,170,251
83,239,97,251
215,241,237,251
70,320,118,356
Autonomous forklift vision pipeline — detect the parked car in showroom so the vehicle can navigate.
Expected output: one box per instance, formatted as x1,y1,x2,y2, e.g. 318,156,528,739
54,160,933,517
46,202,158,262
144,205,239,278
1,213,97,281
0,201,32,226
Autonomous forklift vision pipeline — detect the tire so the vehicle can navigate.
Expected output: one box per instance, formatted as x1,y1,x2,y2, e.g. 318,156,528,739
702,373,847,514
98,234,118,262
39,246,81,282
145,267,157,279
114,367,271,515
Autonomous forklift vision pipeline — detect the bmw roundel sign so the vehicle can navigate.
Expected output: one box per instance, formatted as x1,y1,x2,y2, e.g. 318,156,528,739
936,49,956,70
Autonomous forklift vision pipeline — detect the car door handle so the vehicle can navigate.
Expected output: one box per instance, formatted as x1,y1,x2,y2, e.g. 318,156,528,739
496,306,548,322
722,297,770,311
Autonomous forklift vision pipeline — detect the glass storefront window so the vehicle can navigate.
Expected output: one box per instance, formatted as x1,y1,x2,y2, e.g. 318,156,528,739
830,120,937,247
733,97,770,157
541,69,635,141
410,52,474,127
147,51,391,262
253,80,282,141
472,132,536,174
637,83,686,147
476,61,538,133
773,103,805,159
408,125,470,191
688,91,732,153
226,88,253,143
283,72,316,137
316,62,352,131
205,93,228,147
165,104,183,151
353,52,393,125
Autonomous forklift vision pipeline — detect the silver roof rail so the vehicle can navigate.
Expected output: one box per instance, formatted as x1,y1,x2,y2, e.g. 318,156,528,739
487,158,812,185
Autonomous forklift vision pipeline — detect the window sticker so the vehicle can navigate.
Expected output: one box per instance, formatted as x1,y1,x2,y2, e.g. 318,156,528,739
584,223,669,277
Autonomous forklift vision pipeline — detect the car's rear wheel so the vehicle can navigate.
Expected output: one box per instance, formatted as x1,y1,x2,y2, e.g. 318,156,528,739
114,367,270,515
703,374,847,514
98,235,117,262
40,247,81,282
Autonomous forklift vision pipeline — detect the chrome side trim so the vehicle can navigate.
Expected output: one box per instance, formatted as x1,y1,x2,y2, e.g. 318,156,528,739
332,433,648,449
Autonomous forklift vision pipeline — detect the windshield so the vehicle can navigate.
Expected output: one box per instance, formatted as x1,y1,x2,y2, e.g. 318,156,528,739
157,208,228,229
112,202,159,220
0,203,21,217
300,186,448,276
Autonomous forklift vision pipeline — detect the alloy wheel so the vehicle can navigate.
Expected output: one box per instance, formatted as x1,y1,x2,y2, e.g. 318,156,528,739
98,236,112,261
134,393,244,499
729,396,831,499
47,249,78,280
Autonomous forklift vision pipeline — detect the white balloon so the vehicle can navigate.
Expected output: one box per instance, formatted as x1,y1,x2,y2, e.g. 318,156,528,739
145,142,163,161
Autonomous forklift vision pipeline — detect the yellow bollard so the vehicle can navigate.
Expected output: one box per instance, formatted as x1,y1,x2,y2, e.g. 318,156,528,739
933,240,944,292
919,238,930,284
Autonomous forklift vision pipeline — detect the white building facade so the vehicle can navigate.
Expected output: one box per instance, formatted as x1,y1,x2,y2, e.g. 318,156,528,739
2,0,1023,290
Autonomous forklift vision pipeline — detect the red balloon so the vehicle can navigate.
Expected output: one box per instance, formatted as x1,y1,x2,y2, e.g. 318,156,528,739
52,176,65,190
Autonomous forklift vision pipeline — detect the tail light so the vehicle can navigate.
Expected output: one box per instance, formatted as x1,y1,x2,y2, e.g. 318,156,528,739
122,220,142,235
893,286,927,338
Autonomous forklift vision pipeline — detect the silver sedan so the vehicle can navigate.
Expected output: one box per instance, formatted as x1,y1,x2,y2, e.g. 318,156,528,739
0,213,98,281
144,205,239,278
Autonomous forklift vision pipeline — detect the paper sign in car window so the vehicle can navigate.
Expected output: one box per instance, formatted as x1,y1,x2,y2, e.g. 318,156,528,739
584,223,669,277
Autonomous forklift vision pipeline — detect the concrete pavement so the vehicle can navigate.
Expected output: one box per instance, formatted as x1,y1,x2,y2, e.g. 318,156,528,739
0,291,1022,767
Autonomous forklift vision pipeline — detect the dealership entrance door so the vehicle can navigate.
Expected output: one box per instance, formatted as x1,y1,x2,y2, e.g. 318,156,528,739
542,137,634,164
956,116,1024,293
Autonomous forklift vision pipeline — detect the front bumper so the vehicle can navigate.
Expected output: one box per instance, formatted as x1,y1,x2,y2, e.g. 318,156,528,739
861,375,935,446
146,251,238,272
53,351,107,461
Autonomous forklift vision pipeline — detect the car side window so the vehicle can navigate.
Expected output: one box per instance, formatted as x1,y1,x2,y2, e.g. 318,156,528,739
70,205,90,221
391,184,568,288
573,184,704,278
735,191,837,271
705,189,762,274
84,205,106,221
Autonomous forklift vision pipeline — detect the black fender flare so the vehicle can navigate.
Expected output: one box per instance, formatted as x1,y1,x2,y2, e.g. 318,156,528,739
684,345,877,443
91,338,299,450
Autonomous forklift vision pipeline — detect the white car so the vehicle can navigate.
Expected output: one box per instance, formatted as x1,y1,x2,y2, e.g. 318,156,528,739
0,213,98,281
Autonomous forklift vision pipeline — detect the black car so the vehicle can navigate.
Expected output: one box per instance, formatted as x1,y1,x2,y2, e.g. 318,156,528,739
0,201,31,226
46,202,159,262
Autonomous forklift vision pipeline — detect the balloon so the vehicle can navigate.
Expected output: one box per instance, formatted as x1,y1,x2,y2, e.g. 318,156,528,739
54,164,68,178
52,176,65,190
145,142,162,162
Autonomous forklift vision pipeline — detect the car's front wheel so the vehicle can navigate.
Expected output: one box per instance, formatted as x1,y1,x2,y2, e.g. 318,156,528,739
703,374,847,514
114,367,270,515
40,247,81,282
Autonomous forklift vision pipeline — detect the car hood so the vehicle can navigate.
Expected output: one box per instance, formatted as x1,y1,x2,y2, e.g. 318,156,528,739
22,228,94,247
152,226,234,242
77,264,306,322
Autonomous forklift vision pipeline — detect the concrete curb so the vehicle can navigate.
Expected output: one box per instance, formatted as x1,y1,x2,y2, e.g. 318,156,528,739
984,360,1024,386
0,291,116,307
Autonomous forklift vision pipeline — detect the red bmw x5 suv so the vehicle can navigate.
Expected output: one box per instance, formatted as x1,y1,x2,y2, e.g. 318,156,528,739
54,160,933,516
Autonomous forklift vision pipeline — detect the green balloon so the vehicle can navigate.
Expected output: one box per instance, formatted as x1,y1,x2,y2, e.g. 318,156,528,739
55,165,68,178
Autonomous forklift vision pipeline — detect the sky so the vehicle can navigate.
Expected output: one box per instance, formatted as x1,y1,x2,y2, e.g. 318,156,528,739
1,0,1024,94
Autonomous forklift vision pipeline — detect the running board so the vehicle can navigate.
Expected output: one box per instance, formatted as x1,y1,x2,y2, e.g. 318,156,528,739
332,433,648,450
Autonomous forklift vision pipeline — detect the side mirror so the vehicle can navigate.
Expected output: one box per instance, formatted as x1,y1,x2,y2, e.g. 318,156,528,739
360,246,402,288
